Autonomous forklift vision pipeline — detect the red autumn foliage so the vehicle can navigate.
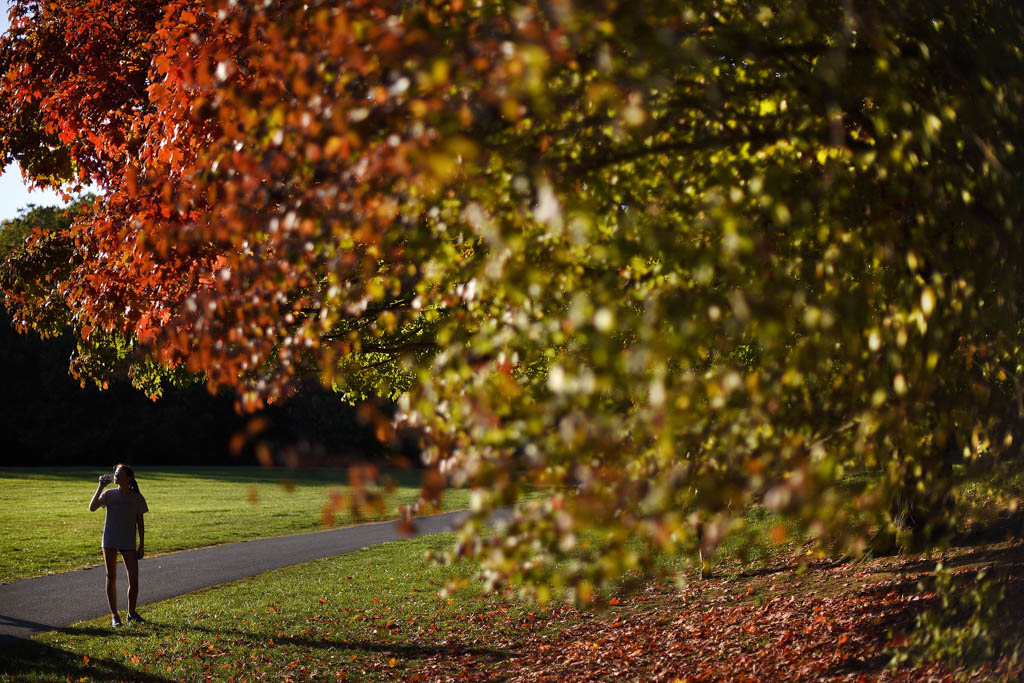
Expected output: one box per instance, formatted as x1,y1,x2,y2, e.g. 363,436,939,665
1,0,549,408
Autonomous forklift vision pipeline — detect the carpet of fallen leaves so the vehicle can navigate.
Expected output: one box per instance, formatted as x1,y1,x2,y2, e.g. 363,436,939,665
404,537,1024,682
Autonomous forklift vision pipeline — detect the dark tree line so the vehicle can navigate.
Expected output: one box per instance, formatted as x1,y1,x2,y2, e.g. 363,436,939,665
0,305,391,466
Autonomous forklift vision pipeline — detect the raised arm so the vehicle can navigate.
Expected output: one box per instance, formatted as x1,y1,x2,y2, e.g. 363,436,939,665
89,478,109,511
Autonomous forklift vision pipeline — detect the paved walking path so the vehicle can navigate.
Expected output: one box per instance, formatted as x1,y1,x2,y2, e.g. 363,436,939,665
0,508,510,645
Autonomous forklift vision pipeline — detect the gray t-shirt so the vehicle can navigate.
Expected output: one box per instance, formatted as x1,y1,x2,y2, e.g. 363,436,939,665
100,488,149,550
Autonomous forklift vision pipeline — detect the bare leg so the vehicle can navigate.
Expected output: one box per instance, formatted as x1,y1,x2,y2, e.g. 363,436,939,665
121,550,139,616
102,548,120,621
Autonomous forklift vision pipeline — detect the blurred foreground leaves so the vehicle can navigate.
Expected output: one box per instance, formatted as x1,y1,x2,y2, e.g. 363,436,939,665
1,0,1023,609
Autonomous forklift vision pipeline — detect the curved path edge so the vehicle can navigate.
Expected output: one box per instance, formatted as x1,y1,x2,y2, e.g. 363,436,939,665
0,507,512,645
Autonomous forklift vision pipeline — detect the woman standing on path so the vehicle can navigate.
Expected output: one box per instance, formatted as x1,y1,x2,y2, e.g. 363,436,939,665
89,464,149,628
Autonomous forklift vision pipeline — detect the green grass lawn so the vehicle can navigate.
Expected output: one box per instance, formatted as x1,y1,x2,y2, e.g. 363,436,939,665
0,467,471,584
2,532,522,682
0,504,790,681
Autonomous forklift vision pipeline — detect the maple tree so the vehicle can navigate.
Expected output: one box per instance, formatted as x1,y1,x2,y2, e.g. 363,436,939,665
2,0,1024,603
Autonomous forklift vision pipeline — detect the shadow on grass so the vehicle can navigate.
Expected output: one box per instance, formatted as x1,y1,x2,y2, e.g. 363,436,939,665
138,466,429,488
952,510,1024,547
1,616,514,681
0,634,176,682
724,556,846,581
860,532,1024,578
1,466,429,488
182,621,516,661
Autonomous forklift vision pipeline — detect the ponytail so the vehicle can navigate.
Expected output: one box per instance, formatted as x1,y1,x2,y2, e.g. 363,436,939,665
114,464,141,496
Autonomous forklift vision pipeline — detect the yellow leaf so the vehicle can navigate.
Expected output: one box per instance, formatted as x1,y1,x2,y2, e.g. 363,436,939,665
758,99,777,116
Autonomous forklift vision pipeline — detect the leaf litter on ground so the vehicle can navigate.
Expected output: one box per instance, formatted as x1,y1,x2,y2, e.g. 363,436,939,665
403,539,1024,682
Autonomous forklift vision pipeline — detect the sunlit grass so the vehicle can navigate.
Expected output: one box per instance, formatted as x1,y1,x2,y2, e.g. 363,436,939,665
0,467,471,583
0,507,819,682
955,467,1024,511
3,533,530,682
